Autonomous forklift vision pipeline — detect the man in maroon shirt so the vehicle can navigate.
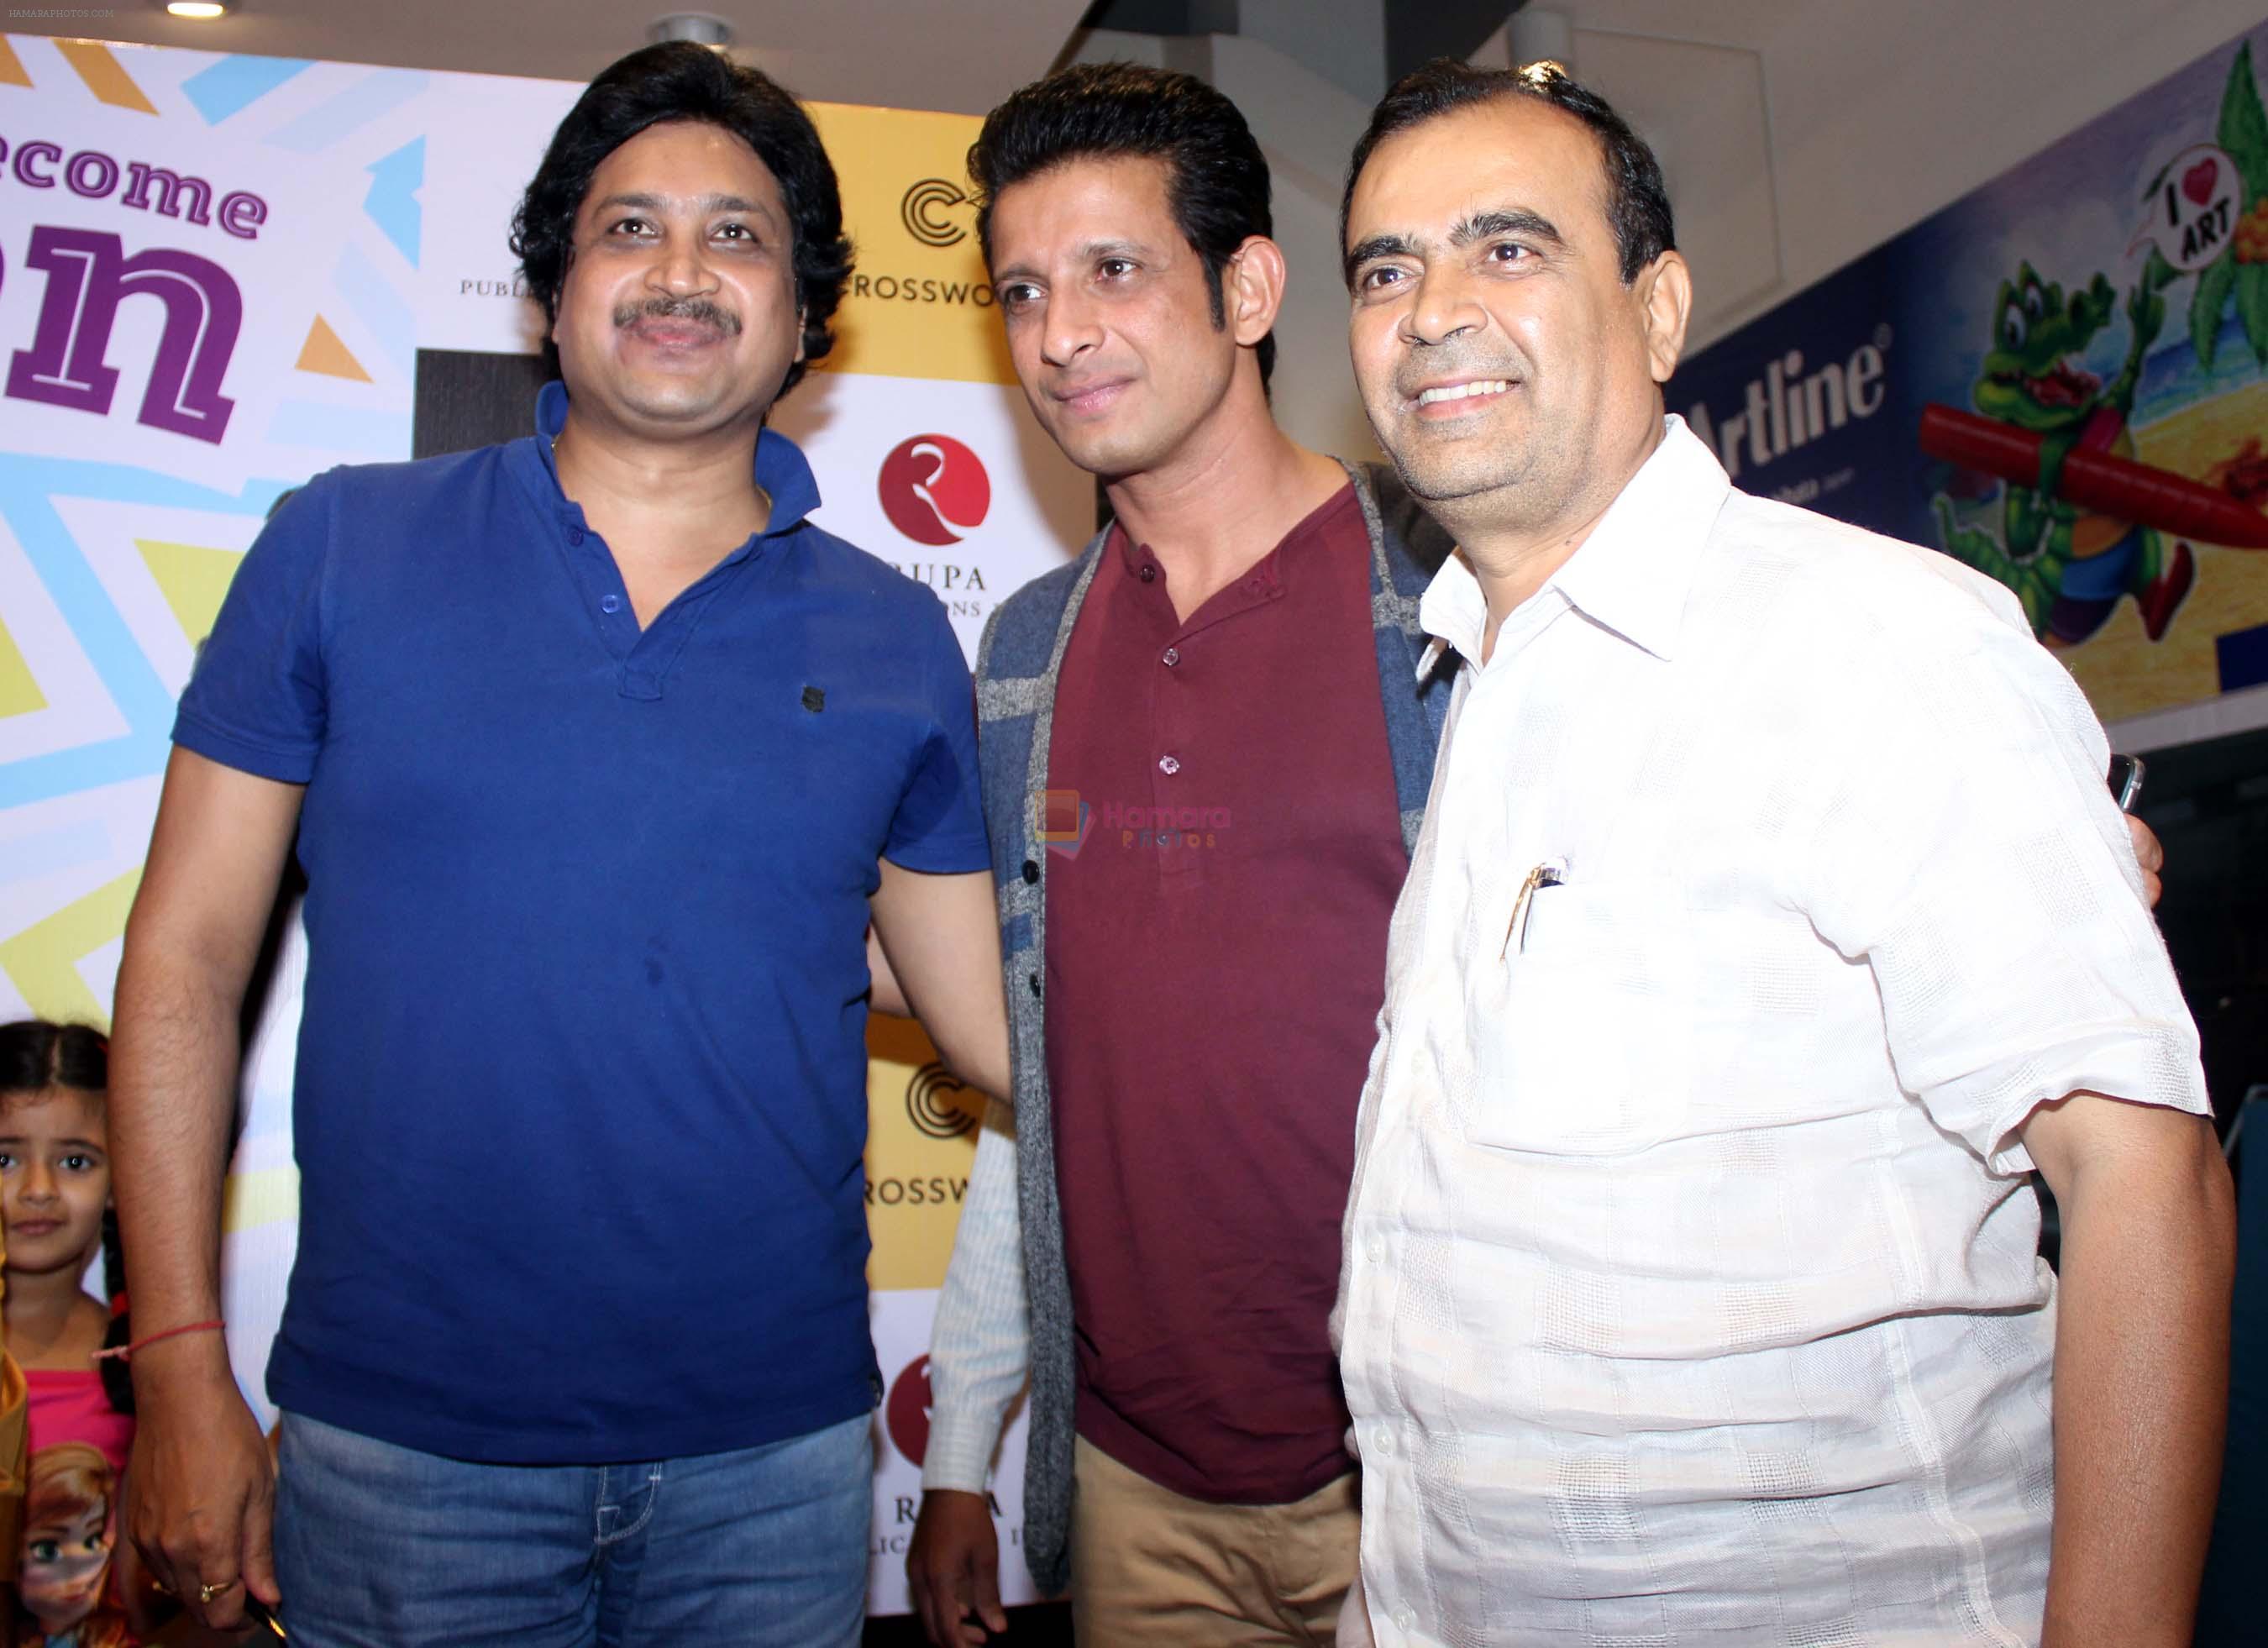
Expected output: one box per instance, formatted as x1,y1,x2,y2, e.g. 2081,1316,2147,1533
902,65,1425,1648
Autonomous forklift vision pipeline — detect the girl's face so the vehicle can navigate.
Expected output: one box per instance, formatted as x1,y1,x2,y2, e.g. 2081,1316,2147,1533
0,1086,109,1278
18,1499,113,1630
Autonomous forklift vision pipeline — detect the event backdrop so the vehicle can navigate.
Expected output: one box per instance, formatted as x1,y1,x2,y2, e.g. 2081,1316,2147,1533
1672,20,2268,739
0,34,1089,1613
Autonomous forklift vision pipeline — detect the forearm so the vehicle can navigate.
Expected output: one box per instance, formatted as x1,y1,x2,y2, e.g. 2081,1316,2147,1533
922,1102,1029,1493
2041,1140,2234,1645
109,936,249,1338
870,863,1012,1099
868,924,912,1018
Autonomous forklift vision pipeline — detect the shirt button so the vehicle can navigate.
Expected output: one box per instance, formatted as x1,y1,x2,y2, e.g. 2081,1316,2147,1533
1162,646,1179,667
1137,564,1157,583
1394,1605,1418,1634
567,527,585,545
1158,754,1180,775
600,594,622,614
1373,1428,1394,1457
1021,859,1040,884
1028,973,1041,997
1367,1234,1387,1264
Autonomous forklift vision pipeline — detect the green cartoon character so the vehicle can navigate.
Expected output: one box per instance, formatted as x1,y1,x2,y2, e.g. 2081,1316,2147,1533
1932,260,2192,644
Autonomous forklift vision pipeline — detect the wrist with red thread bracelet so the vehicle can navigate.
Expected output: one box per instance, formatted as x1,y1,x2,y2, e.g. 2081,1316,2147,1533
92,1319,223,1362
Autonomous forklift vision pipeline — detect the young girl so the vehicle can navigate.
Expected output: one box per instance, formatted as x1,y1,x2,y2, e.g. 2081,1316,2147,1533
0,1023,132,1479
3,1022,138,1646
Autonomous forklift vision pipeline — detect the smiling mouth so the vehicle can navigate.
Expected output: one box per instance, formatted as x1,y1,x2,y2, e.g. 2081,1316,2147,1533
1414,379,1513,408
10,1219,60,1237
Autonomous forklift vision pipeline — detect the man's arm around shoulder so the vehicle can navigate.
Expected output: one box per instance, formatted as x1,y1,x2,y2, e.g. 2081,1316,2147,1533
111,748,303,1631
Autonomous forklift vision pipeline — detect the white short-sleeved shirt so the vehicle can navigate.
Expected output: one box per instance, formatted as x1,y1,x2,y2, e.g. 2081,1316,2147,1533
1336,417,2208,1648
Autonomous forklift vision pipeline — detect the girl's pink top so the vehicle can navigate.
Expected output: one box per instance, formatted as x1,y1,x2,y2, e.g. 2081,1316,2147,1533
25,1367,134,1476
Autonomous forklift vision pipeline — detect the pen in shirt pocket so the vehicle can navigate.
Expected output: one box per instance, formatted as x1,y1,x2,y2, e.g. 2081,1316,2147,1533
1501,856,1568,958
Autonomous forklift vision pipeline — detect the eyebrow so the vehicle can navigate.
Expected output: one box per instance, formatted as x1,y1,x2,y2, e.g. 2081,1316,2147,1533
1343,208,1567,285
1454,208,1564,249
590,192,776,219
0,1135,105,1150
992,239,1152,286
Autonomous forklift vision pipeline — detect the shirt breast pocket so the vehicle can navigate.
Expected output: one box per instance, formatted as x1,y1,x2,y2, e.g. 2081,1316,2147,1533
1464,879,1746,1156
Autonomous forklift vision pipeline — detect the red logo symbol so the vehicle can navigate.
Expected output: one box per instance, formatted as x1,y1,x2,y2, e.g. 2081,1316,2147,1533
885,1355,933,1466
879,434,990,546
2182,158,2219,206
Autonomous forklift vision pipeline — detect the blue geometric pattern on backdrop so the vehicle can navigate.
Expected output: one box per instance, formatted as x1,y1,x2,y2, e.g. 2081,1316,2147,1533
0,456,284,811
333,243,419,380
181,54,314,125
268,69,430,155
364,136,426,267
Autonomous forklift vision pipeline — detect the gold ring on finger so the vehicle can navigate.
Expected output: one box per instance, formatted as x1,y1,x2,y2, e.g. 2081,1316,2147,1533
198,1579,234,1605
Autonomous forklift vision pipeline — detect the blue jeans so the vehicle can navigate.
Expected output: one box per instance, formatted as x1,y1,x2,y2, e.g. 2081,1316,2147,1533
273,1410,871,1646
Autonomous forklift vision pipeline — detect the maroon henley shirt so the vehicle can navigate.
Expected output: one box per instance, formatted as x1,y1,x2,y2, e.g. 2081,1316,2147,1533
1042,481,1408,1505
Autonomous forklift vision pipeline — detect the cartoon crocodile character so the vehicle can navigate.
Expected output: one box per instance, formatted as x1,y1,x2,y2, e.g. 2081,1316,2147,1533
1933,260,2192,644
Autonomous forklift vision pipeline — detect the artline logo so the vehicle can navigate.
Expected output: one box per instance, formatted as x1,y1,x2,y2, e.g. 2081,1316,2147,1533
906,1062,979,1141
1683,325,1892,482
885,1354,932,1467
879,433,991,545
900,178,971,249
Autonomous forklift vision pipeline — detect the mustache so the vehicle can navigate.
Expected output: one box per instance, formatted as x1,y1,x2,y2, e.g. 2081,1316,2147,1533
612,296,743,335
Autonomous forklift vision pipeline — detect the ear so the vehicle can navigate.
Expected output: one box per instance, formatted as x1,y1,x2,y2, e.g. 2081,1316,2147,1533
1226,234,1289,348
1635,249,1693,385
795,306,807,365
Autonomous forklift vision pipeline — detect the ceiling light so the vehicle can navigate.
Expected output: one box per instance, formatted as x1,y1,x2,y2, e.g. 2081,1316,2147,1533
158,1,234,18
649,13,733,50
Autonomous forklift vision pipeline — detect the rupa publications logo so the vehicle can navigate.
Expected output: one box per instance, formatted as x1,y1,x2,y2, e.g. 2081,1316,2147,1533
885,1354,933,1467
878,433,990,545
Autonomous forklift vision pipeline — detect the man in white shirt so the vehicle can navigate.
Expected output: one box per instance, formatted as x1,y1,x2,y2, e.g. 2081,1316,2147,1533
1332,59,2233,1648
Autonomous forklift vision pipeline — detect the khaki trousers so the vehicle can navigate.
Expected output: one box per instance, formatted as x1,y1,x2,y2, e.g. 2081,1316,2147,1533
1068,1436,1359,1646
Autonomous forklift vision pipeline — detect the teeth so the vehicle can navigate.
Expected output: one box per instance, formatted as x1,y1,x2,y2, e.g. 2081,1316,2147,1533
1416,380,1510,406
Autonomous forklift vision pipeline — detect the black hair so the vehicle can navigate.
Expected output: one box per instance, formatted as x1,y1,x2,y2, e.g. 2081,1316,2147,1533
969,62,1277,388
510,41,853,396
1341,59,1676,286
0,1020,107,1098
0,1020,133,1414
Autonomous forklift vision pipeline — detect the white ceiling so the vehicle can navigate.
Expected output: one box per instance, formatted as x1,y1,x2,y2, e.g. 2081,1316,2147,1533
8,0,1095,115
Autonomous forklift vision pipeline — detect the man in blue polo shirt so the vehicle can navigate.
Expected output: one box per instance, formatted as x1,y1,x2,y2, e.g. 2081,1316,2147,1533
105,43,1008,1647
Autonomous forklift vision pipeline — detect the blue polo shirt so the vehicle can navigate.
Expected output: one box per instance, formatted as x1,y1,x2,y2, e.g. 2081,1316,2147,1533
175,384,990,1463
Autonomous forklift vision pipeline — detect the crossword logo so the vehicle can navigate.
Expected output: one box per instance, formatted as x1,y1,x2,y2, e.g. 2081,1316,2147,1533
900,177,971,249
906,1061,979,1141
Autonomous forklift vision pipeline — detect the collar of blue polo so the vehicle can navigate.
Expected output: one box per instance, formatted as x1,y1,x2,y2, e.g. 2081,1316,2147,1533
528,379,823,538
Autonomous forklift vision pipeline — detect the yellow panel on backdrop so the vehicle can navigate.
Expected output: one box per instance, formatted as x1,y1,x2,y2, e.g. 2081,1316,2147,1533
805,102,1016,387
864,1014,989,1293
0,615,45,719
